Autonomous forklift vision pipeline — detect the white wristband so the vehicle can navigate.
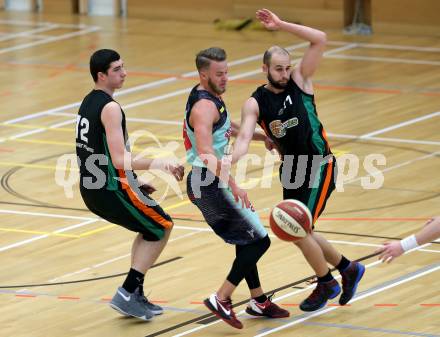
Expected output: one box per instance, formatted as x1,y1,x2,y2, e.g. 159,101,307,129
400,234,419,252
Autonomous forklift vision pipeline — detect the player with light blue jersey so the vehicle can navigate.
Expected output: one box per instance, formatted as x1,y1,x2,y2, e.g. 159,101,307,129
183,88,231,168
183,47,289,329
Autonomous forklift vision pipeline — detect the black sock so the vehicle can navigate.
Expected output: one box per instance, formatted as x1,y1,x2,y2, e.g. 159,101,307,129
253,294,268,303
137,275,145,294
317,270,333,283
122,268,144,293
336,255,351,272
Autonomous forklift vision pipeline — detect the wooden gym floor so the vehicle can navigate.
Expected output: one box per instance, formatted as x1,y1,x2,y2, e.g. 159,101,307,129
0,10,439,337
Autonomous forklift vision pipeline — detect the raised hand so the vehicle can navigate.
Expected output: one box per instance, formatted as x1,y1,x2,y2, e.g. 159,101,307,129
256,8,282,31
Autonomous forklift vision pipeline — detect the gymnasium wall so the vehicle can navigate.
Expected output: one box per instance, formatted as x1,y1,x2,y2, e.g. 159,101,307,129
2,0,439,35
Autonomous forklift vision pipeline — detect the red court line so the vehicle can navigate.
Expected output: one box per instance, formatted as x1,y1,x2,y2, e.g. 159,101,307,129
315,84,402,95
0,91,12,97
1,62,439,97
57,296,80,300
9,293,440,307
0,147,15,153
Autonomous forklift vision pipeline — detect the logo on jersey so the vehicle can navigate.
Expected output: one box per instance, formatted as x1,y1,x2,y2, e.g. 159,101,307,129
269,118,298,138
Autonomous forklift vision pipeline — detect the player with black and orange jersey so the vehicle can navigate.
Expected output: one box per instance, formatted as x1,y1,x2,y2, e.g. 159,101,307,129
76,49,183,320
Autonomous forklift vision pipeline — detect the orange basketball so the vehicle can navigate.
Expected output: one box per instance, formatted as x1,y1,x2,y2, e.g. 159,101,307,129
270,199,312,242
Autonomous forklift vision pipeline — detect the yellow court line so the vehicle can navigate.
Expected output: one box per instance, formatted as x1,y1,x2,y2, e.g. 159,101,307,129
164,200,192,211
0,122,71,132
0,227,79,238
2,122,268,148
0,161,72,170
78,223,116,237
13,138,73,147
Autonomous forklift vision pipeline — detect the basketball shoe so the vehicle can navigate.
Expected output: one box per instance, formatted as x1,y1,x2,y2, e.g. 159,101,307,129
109,286,154,320
299,279,341,312
135,286,164,315
204,293,243,329
246,294,290,318
339,261,365,305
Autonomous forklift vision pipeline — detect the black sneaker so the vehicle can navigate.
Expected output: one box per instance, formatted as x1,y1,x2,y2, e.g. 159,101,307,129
299,279,341,312
204,293,243,329
339,262,365,305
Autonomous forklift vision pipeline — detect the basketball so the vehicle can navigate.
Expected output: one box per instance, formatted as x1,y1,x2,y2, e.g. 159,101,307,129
270,199,312,242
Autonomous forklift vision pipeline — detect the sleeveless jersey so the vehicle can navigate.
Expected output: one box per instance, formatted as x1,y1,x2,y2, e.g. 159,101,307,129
252,78,332,157
76,89,132,191
183,85,232,167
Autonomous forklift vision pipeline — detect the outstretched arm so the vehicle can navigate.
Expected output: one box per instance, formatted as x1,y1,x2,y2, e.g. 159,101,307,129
376,217,440,263
256,8,327,92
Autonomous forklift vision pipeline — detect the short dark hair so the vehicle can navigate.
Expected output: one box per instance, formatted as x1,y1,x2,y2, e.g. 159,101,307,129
195,47,227,71
89,49,120,82
263,46,290,66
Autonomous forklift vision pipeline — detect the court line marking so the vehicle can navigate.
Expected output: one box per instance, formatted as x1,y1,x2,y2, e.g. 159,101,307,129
4,41,438,142
0,227,78,238
2,41,310,125
2,207,438,284
0,209,95,220
292,321,440,337
360,111,440,138
0,19,93,29
1,208,437,250
0,26,100,55
48,230,202,283
43,234,440,286
3,39,438,126
169,260,440,337
325,54,440,66
253,262,440,337
0,24,59,42
0,219,98,252
326,41,440,53
4,121,439,147
3,43,353,136
346,150,440,184
328,133,440,146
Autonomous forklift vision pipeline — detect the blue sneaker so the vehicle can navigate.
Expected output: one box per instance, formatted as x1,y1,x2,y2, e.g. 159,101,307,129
339,262,365,305
299,279,341,312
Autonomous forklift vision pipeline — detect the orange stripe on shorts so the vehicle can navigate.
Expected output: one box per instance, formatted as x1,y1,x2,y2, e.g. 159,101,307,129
117,169,173,229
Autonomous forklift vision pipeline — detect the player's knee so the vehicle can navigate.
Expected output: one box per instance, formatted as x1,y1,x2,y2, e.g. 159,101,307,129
293,235,309,248
255,235,271,255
